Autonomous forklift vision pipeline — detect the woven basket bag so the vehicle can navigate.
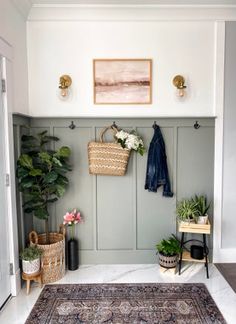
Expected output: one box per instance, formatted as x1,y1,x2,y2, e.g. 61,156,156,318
29,225,66,284
88,126,130,176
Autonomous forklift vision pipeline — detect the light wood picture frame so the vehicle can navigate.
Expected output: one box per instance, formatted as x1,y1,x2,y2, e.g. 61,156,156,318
93,59,152,105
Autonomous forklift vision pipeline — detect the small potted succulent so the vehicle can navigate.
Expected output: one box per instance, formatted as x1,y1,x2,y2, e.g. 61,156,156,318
176,199,199,224
192,195,211,224
156,235,182,269
20,246,43,274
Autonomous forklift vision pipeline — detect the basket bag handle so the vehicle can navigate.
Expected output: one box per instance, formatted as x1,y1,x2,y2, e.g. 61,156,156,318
99,126,118,143
29,231,38,244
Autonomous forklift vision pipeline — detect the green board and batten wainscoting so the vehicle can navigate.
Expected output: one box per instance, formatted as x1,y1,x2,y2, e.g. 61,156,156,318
13,116,214,264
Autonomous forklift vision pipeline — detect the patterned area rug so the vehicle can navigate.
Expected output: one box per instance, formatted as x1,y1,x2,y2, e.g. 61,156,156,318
26,283,225,324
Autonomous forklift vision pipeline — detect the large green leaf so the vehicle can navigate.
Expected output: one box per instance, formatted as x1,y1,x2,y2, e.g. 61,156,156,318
46,197,58,204
56,184,66,197
52,157,62,167
19,177,34,189
16,167,28,179
18,154,33,169
43,135,59,142
29,169,43,177
56,175,69,185
43,171,58,183
34,208,49,220
38,152,52,165
21,135,37,142
56,146,71,158
38,130,48,137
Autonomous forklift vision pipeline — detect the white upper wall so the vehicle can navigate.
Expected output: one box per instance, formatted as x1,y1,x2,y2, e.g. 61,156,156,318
27,20,215,117
0,0,28,115
27,7,217,117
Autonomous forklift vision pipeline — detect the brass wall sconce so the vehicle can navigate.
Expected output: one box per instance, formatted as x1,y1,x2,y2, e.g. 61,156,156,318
58,75,72,99
172,75,187,97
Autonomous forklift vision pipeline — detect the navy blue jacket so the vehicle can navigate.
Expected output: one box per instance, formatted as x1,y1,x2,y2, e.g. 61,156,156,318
144,125,173,197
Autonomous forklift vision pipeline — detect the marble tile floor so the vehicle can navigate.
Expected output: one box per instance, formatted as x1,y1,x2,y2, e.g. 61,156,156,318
0,263,236,324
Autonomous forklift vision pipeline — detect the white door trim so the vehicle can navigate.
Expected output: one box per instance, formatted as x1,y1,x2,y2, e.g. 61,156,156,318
0,39,21,296
212,22,236,263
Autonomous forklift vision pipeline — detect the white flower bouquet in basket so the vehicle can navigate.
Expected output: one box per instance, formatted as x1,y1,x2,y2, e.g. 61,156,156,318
115,129,145,156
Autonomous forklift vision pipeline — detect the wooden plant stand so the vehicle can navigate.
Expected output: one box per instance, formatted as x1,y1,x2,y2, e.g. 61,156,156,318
22,270,42,295
159,265,177,274
178,221,211,279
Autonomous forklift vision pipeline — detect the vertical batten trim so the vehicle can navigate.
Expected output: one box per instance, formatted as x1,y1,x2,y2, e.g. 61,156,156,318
16,125,25,250
213,21,225,262
173,125,178,235
92,126,98,251
133,126,138,251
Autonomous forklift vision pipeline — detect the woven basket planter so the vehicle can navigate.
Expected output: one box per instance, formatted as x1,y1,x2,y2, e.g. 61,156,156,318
159,253,178,269
88,126,130,176
29,225,66,284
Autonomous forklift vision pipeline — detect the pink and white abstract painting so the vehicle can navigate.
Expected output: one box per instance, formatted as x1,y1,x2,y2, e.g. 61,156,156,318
93,59,152,104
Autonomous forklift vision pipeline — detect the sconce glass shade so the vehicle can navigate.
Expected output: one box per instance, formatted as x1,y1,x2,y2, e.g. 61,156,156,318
176,88,186,98
58,87,71,100
173,75,187,98
58,75,72,100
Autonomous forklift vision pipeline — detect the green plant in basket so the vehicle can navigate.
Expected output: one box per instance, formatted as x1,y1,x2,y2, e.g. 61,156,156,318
156,235,182,257
16,131,71,244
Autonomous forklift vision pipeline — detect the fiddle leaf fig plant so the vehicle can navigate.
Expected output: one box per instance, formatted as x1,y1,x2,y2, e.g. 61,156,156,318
16,131,72,244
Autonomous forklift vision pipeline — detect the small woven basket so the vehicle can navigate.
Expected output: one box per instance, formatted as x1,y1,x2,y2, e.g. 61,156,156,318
159,253,178,269
88,126,130,176
29,225,66,284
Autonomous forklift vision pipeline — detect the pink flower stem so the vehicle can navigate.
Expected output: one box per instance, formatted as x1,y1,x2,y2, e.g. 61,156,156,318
70,223,75,240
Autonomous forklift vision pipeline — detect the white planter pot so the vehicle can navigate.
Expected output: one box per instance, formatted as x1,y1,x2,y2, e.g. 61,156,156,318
197,215,208,224
22,258,40,274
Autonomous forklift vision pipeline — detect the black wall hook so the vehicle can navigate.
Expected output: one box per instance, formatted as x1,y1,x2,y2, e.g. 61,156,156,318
152,121,157,128
69,121,76,130
111,121,118,129
194,121,200,129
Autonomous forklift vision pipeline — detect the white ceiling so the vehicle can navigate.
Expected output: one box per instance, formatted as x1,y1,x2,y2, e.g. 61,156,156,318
11,0,236,19
30,0,236,4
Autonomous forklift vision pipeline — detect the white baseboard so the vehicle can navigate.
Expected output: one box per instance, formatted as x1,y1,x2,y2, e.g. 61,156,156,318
213,248,236,263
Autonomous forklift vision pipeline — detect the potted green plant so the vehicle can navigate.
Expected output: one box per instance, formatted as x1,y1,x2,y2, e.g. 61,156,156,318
192,195,211,224
20,246,43,274
156,235,182,269
176,199,199,224
16,131,71,283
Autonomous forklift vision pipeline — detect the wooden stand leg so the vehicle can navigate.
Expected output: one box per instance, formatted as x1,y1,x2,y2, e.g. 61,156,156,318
38,274,42,288
203,234,209,279
26,279,30,295
178,232,184,275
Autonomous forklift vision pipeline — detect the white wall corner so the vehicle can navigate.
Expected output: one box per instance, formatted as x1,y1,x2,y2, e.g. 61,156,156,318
11,0,32,20
213,21,226,263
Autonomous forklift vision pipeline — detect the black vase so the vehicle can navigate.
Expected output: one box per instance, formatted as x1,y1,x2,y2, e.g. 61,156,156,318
68,238,79,271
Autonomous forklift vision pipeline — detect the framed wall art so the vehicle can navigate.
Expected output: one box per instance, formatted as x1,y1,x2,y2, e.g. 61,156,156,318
93,59,152,104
